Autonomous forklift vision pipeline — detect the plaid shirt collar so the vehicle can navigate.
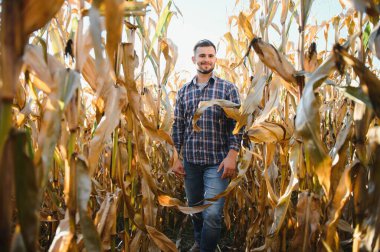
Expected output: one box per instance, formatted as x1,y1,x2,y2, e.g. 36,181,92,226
190,73,216,86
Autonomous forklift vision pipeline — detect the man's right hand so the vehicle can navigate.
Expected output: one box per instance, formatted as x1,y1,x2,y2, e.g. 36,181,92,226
172,159,186,177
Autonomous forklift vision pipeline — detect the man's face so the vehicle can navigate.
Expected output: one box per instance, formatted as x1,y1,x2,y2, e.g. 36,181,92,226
192,46,216,74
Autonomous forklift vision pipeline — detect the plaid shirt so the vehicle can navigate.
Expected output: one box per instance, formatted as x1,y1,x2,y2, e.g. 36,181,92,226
172,75,241,165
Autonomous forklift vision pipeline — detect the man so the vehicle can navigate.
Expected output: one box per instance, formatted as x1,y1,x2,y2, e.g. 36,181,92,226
171,39,241,252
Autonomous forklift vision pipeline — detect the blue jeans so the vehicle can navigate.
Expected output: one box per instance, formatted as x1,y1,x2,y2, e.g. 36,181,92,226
183,160,229,252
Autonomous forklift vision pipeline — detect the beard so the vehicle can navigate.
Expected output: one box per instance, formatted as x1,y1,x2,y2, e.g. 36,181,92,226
197,67,214,74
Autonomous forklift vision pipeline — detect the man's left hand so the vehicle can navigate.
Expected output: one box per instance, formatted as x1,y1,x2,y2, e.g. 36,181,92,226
218,149,238,179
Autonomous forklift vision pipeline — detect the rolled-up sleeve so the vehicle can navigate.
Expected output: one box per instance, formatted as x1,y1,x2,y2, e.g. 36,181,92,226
227,85,242,152
172,88,185,154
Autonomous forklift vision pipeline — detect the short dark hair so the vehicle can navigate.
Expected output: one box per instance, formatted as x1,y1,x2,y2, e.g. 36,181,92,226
193,39,216,54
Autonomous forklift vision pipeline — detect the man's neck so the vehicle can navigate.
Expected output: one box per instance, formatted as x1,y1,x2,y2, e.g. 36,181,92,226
197,72,212,83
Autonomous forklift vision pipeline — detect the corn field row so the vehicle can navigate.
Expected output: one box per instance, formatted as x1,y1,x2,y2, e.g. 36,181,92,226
1,0,380,251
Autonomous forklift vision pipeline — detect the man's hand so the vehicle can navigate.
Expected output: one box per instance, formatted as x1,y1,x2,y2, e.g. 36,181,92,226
218,149,238,179
172,159,186,177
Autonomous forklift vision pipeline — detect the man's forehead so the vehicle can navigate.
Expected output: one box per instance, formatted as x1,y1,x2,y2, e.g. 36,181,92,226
195,46,216,54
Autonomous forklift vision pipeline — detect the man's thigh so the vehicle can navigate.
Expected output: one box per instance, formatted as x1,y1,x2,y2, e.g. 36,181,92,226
203,164,229,202
183,161,204,206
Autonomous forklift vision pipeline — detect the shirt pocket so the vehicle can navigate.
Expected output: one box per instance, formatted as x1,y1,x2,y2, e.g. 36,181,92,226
203,105,225,125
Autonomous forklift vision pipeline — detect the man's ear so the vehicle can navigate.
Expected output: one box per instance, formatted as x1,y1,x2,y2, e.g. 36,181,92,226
192,56,195,64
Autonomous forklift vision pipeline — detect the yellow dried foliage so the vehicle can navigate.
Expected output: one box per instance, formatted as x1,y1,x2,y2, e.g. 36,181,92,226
2,0,380,251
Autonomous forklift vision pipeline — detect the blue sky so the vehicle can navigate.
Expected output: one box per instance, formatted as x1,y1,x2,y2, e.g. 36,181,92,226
167,0,343,74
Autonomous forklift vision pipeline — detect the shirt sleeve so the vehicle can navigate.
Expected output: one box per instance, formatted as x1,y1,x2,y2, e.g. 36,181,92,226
227,84,242,152
172,88,185,155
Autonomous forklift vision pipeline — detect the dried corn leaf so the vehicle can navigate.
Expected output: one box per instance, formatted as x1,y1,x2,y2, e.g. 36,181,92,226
160,87,174,132
158,195,212,214
264,143,279,206
340,0,379,16
334,46,380,118
325,161,358,250
224,32,243,59
75,20,94,73
161,38,178,86
304,42,319,72
130,229,143,252
192,99,240,132
247,121,292,143
295,55,336,196
329,114,352,196
234,76,267,134
23,0,64,37
82,57,98,91
291,192,321,250
354,127,380,250
301,0,314,27
238,12,255,41
254,78,281,124
146,225,178,252
1,2,24,99
122,1,150,11
122,43,174,145
76,155,102,252
269,142,300,236
100,192,119,250
135,122,159,196
23,45,62,90
105,0,124,67
35,69,80,193
66,155,77,220
281,0,290,25
1,0,62,97
88,6,117,112
142,177,157,226
48,20,65,59
141,86,158,122
88,85,127,176
251,38,298,86
48,211,74,252
264,0,280,30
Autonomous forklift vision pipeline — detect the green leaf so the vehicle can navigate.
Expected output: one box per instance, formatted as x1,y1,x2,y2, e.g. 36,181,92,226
144,0,174,66
0,115,14,252
0,102,12,162
363,22,371,49
12,130,39,252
